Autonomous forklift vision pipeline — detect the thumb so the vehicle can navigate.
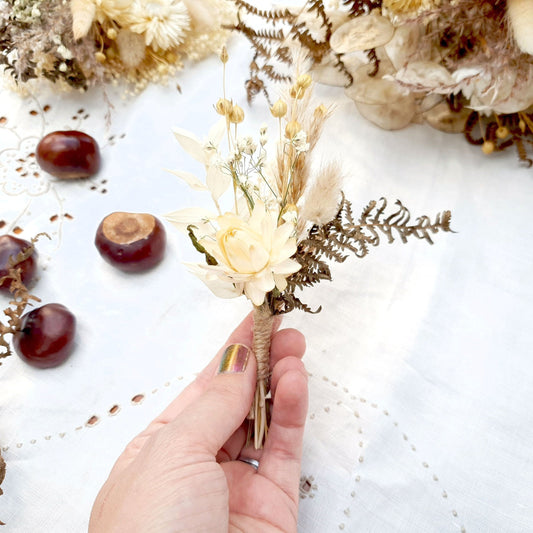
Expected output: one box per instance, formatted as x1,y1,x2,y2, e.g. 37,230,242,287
168,344,257,455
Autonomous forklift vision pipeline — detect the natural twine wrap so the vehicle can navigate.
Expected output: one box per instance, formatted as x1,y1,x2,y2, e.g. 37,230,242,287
249,302,275,449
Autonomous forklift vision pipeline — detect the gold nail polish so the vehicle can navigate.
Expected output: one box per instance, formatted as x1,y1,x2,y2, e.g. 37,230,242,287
218,344,250,374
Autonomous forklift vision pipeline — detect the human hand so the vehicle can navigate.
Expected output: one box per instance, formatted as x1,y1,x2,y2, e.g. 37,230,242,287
89,313,308,532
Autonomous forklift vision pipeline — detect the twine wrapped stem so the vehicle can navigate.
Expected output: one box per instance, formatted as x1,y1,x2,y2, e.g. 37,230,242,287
249,301,274,449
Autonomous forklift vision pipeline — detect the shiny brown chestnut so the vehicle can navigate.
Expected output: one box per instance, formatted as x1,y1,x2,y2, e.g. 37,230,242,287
94,212,166,272
13,303,76,368
36,130,101,179
0,234,38,291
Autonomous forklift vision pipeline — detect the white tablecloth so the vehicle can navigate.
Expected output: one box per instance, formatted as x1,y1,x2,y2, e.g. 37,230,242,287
1,34,533,533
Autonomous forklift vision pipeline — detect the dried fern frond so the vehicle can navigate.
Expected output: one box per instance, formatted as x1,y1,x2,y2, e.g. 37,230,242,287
231,0,354,103
0,235,45,362
271,194,452,314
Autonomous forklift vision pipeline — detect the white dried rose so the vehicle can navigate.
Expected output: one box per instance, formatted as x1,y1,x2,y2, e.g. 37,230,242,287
194,202,301,306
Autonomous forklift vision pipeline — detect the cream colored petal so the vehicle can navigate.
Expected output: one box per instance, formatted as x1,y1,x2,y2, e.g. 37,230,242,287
251,270,276,293
172,127,207,164
273,258,301,276
244,282,267,306
248,244,271,273
273,221,295,251
248,201,267,233
273,274,288,292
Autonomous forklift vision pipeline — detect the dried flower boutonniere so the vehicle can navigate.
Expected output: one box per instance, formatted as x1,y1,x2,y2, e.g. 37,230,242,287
165,48,453,448
232,0,533,166
0,0,235,93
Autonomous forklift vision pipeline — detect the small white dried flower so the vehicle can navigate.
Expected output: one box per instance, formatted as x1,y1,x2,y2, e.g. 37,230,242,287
237,136,257,156
285,130,310,154
129,0,190,51
57,44,73,60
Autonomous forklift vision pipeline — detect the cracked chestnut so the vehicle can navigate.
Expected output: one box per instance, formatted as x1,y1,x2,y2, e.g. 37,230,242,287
94,212,166,272
36,130,101,179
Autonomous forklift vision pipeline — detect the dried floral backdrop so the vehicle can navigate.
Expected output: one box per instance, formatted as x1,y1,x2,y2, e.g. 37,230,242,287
0,0,235,92
233,0,533,165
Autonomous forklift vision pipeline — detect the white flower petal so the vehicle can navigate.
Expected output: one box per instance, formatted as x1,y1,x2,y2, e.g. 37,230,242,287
244,282,267,306
252,270,276,292
273,274,288,291
273,258,301,275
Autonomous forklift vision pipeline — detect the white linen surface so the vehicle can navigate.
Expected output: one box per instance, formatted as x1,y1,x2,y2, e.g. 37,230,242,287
1,37,532,533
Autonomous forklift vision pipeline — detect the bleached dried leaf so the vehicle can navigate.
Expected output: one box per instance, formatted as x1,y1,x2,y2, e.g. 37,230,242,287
330,15,394,53
164,207,215,232
206,165,231,201
166,169,209,191
172,127,206,164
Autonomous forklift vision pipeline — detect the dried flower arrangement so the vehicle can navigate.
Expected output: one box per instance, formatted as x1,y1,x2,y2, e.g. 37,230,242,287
232,0,533,166
165,48,452,448
0,0,235,93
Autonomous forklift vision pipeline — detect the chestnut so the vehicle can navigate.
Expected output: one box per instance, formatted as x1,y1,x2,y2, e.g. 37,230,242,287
94,212,166,272
36,130,101,179
13,303,76,368
0,234,38,291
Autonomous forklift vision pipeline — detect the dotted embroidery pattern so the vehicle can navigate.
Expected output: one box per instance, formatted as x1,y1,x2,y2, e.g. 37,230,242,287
2,373,466,533
302,374,467,533
1,375,187,452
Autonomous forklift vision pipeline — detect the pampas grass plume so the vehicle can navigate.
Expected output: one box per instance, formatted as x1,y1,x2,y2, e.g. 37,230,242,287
299,162,343,226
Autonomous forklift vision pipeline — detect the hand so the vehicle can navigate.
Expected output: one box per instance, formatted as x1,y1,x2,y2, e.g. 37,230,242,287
89,313,308,532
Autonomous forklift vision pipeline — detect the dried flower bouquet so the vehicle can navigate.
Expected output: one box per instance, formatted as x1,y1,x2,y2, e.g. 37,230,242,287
0,0,235,93
233,0,533,166
165,49,453,448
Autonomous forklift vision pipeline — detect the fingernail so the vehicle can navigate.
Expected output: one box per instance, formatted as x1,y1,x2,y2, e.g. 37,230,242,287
218,344,250,374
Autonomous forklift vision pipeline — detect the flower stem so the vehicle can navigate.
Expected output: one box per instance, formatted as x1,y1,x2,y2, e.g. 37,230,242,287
248,302,274,449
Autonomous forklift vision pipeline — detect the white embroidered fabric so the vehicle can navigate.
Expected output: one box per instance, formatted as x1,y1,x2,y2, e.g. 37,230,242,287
1,36,533,533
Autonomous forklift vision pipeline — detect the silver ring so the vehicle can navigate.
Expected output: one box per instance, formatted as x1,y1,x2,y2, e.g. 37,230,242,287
238,457,259,469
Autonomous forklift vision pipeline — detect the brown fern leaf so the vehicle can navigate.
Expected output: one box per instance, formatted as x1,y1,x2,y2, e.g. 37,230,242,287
234,0,295,21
